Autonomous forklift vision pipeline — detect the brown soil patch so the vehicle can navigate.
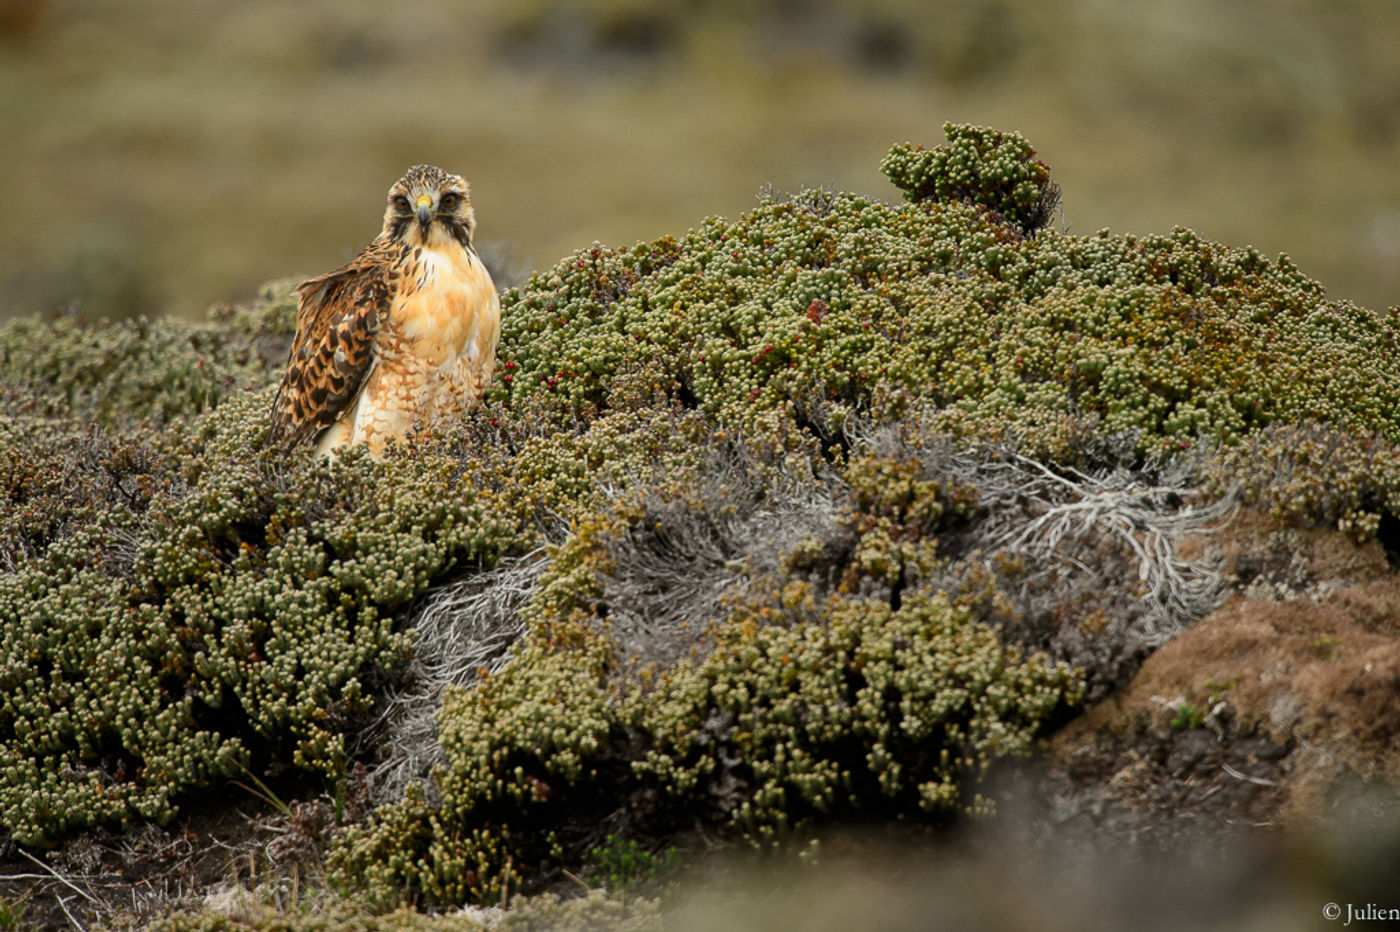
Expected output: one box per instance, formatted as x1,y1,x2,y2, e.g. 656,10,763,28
1184,508,1394,600
1049,575,1400,837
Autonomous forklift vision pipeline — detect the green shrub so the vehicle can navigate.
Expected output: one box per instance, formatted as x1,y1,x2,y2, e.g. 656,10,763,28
0,278,292,427
880,121,1061,233
0,414,169,568
496,129,1399,462
636,584,1079,837
1204,420,1400,541
587,835,678,891
330,478,1081,907
0,392,528,846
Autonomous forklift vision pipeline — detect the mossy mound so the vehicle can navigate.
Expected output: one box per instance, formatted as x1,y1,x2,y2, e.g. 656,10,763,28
493,120,1400,533
0,392,528,846
330,459,1082,905
1,124,1398,924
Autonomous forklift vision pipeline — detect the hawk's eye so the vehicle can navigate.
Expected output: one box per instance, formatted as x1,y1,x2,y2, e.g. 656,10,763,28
440,193,461,211
392,195,411,213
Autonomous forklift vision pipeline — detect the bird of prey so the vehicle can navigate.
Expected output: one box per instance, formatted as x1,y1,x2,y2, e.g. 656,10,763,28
268,164,500,457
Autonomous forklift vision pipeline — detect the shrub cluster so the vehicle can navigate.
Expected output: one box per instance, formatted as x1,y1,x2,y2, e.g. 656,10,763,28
0,278,293,428
880,122,1061,233
495,131,1399,465
2,122,1399,925
0,390,528,846
1204,420,1400,543
330,416,1252,908
330,475,1081,906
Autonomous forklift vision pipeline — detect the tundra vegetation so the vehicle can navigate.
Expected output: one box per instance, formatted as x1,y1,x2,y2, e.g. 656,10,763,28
2,123,1399,930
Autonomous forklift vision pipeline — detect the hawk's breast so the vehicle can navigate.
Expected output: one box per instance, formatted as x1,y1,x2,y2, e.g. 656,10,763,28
331,241,500,456
392,243,496,366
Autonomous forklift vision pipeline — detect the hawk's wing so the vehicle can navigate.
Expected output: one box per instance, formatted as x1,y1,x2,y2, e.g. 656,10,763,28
268,243,395,452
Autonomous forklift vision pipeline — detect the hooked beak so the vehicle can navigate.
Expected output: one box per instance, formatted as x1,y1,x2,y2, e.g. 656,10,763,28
415,194,433,228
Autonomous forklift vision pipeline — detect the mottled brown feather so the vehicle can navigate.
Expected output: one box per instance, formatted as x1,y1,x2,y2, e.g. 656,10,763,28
267,242,395,451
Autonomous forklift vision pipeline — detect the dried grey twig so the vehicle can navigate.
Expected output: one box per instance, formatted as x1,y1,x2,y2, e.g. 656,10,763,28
596,458,844,671
979,451,1236,646
358,550,547,806
12,846,106,930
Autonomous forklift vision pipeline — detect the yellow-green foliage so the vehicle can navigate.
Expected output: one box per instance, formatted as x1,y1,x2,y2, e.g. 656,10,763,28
0,279,292,427
1205,421,1400,541
330,475,1081,907
881,122,1060,233
0,391,527,846
497,127,1400,460
636,584,1077,833
837,450,979,593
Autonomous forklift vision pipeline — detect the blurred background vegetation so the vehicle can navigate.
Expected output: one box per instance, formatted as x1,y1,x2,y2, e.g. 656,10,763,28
1,0,1397,322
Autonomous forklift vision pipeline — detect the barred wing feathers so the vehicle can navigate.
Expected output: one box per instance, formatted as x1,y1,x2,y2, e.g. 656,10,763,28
268,245,394,452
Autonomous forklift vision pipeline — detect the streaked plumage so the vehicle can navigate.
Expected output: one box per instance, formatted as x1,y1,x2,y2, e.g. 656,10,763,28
268,164,500,457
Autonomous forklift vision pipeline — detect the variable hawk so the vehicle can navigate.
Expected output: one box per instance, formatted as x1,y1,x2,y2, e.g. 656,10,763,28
268,164,500,457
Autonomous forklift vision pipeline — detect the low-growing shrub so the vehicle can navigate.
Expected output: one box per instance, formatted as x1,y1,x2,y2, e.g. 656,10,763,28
329,469,1082,907
2,122,1399,924
0,392,528,846
496,129,1399,463
0,278,293,428
880,121,1061,233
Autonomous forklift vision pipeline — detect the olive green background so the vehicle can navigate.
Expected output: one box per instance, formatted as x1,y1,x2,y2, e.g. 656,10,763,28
2,0,1397,321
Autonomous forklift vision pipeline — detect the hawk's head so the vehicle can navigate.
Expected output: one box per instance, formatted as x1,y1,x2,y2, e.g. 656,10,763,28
382,164,477,250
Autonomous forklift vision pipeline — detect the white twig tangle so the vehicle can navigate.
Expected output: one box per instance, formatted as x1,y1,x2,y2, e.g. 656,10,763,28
984,452,1236,645
359,549,547,805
